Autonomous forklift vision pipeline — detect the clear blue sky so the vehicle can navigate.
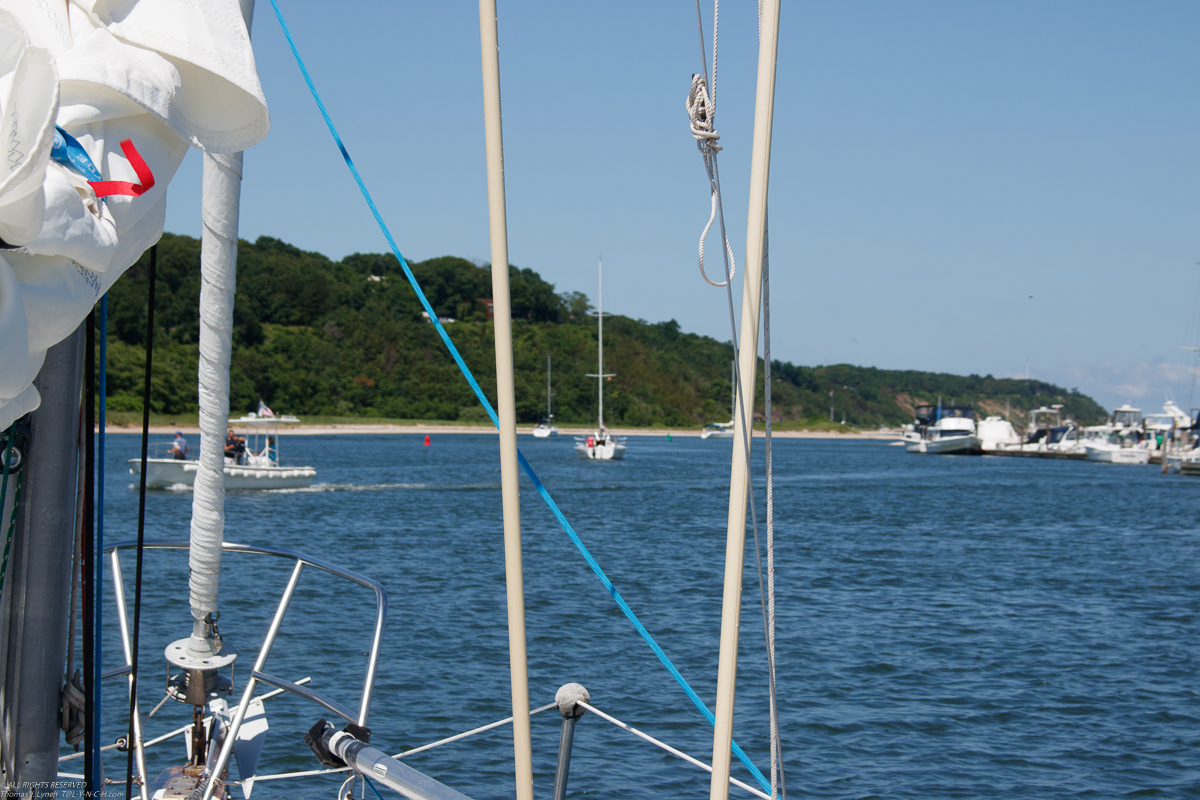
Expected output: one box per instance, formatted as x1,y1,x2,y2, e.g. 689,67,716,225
163,1,1200,415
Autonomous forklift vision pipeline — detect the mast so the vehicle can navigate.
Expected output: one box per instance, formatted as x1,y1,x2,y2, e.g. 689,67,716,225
709,0,781,798
547,355,552,420
598,259,604,432
477,3,534,799
0,326,84,793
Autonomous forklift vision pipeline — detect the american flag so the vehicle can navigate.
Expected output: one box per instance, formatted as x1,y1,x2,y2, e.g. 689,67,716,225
257,400,275,418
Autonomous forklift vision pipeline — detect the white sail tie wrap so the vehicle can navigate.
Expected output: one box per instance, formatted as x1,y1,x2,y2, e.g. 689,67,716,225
189,150,242,624
0,0,268,432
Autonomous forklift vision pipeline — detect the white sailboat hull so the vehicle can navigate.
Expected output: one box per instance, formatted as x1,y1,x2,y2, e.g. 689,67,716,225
532,426,557,438
701,429,734,440
128,458,317,489
574,437,626,460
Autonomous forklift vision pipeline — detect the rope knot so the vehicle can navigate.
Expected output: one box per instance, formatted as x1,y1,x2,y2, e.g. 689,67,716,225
686,74,722,154
61,669,85,748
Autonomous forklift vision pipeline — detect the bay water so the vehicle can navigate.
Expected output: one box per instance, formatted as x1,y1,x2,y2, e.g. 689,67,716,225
81,434,1199,798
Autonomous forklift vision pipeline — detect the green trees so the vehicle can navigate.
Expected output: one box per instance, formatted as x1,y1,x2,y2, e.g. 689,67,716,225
101,233,1108,427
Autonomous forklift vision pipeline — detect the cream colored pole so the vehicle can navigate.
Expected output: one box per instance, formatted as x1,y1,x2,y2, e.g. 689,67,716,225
709,1,781,798
478,3,534,799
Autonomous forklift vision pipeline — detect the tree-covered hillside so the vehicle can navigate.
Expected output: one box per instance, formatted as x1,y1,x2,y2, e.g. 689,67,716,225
102,234,1108,427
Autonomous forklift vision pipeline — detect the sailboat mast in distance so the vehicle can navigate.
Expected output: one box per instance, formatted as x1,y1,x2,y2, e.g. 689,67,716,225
597,257,604,431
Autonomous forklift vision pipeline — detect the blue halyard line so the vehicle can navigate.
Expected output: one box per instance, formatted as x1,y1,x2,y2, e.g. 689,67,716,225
269,2,769,791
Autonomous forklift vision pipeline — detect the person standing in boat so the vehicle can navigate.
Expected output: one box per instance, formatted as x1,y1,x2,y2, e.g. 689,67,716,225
225,427,246,464
172,431,190,460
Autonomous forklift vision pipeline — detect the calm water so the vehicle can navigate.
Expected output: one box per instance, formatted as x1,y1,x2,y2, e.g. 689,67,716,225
78,434,1199,799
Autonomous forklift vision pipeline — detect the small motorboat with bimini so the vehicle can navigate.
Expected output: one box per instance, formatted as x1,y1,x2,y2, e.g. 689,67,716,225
127,411,316,488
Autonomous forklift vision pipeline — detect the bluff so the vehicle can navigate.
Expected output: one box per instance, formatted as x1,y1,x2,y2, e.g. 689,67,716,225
102,234,1108,428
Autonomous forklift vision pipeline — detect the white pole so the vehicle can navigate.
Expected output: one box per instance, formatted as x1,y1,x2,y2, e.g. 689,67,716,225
709,1,781,798
477,4,534,800
598,259,604,431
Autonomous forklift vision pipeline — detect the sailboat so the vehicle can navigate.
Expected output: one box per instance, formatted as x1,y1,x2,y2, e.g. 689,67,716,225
575,259,627,460
702,361,737,439
532,356,558,438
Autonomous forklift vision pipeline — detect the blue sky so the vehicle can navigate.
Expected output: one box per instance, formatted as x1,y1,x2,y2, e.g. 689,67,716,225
162,1,1200,415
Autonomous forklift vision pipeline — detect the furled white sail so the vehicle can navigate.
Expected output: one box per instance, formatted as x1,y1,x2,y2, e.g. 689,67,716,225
0,0,269,432
188,150,241,628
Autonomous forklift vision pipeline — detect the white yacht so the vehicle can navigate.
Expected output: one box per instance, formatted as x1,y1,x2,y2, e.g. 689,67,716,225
975,415,1022,451
904,404,977,454
575,259,626,460
532,355,558,438
128,413,317,489
1083,405,1150,464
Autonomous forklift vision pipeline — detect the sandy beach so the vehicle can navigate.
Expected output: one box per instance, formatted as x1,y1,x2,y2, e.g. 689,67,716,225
103,423,903,440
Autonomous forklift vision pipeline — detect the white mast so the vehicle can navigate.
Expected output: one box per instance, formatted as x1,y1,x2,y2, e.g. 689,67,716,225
598,259,604,431
547,355,552,420
709,0,781,798
477,3,534,800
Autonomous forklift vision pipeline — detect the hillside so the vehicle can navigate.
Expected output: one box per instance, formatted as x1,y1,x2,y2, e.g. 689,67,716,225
102,234,1108,428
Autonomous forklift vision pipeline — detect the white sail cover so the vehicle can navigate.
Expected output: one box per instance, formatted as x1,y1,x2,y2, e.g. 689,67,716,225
0,0,269,431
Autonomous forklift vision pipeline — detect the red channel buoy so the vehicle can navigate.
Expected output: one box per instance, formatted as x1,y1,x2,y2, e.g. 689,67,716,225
424,434,431,446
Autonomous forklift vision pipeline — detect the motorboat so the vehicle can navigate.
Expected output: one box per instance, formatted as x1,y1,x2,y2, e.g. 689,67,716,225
701,421,735,440
1082,406,1150,463
904,404,977,454
575,259,627,460
1084,430,1151,464
975,415,1022,451
532,355,558,438
127,413,316,489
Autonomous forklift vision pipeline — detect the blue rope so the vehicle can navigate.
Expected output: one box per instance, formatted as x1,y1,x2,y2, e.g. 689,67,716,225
363,776,387,800
269,2,769,791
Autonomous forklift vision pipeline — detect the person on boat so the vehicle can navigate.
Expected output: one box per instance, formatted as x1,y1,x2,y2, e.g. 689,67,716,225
171,431,190,460
224,428,246,464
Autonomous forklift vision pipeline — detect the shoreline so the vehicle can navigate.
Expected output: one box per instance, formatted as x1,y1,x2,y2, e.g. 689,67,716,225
102,423,903,440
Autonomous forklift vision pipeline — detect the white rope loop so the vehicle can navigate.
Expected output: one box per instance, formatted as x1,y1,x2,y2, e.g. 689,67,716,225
687,73,736,288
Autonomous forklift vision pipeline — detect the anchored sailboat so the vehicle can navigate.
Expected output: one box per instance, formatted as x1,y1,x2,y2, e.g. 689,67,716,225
575,259,626,460
702,361,737,439
532,356,558,438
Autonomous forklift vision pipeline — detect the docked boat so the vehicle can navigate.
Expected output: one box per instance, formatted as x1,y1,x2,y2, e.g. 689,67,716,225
532,356,558,438
575,259,626,460
127,414,316,489
1083,405,1150,464
975,415,1022,451
904,404,977,454
1084,432,1151,464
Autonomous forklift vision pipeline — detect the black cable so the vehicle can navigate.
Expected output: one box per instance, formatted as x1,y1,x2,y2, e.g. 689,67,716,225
126,244,156,798
83,309,96,795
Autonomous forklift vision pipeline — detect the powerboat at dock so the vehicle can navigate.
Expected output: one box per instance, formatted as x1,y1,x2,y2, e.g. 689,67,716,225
904,404,977,454
128,413,316,489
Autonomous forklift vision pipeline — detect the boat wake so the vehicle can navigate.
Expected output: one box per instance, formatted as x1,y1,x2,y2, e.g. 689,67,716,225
276,481,502,494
